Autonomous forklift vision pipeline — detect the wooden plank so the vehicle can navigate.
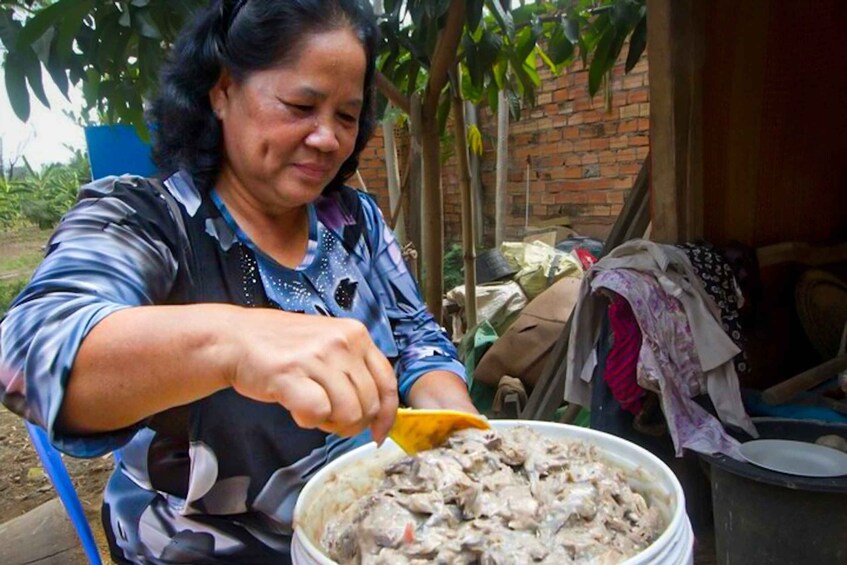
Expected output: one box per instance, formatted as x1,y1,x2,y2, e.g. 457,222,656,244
761,355,847,405
647,0,705,244
0,498,85,564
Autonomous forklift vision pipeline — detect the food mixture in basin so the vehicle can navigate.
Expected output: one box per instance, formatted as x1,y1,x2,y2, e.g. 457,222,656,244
322,426,663,564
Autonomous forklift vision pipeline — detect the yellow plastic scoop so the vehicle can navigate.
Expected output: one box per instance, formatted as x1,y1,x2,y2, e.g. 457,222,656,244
387,408,490,454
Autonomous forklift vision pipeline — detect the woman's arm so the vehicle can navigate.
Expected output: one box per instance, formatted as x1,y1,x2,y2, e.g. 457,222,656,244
406,370,478,413
1,179,396,455
357,193,475,412
61,304,398,440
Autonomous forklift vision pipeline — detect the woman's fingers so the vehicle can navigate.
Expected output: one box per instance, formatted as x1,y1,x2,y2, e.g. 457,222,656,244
272,374,332,430
365,344,399,444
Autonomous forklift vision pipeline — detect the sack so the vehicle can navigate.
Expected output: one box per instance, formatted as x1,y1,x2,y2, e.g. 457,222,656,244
474,276,581,388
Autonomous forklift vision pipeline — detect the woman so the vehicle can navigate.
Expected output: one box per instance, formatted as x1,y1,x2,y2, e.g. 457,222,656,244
0,0,475,562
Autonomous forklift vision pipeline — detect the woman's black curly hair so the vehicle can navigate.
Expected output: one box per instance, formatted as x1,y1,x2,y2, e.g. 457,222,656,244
148,0,378,193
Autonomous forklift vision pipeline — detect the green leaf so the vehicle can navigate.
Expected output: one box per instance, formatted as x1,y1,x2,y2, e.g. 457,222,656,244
493,58,507,90
514,25,538,62
15,0,69,48
4,52,31,121
487,0,514,40
467,123,483,155
625,14,647,72
21,48,49,108
133,8,161,39
119,9,131,28
46,40,69,100
466,0,484,33
424,0,451,21
0,9,20,49
56,0,95,59
535,44,558,74
612,0,641,29
546,25,574,65
563,14,580,44
460,64,483,102
588,27,614,96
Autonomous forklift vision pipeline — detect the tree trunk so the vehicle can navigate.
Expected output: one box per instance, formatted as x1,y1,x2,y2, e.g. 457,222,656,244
420,109,443,323
407,94,423,279
382,108,405,245
495,89,510,247
465,101,484,248
418,0,466,323
451,79,477,329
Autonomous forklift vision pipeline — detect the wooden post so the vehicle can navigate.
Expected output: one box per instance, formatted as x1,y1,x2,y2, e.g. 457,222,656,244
382,108,405,245
451,70,477,329
494,89,509,247
647,0,705,243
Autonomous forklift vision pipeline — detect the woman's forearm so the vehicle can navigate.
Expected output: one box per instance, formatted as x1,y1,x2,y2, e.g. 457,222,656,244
406,370,478,413
57,303,239,435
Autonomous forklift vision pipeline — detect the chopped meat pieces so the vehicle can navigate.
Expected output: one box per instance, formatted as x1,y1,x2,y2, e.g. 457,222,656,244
322,426,662,564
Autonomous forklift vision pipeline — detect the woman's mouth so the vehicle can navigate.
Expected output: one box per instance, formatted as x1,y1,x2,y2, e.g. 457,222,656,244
293,163,331,182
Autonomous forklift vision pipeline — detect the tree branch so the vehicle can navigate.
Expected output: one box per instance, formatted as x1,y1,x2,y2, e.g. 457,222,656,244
375,71,411,114
424,0,466,112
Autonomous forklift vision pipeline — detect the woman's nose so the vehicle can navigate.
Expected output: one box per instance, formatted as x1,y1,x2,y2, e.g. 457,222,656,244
305,119,341,152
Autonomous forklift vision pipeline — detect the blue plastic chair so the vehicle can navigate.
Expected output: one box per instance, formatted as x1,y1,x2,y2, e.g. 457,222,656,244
25,421,104,565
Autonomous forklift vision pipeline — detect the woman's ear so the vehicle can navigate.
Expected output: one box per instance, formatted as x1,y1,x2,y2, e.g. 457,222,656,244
209,69,233,119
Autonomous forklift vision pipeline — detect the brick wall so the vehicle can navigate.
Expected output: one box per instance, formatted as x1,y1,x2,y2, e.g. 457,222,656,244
354,52,650,246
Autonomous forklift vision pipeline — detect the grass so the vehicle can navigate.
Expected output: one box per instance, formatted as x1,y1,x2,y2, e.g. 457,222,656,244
0,225,51,315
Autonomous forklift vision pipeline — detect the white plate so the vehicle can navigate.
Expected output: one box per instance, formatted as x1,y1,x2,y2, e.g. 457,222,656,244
739,439,847,477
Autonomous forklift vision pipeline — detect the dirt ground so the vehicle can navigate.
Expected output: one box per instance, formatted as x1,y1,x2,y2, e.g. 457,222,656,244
1,227,112,562
0,406,114,562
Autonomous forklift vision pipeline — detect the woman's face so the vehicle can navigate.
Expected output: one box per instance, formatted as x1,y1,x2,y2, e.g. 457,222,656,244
211,28,366,211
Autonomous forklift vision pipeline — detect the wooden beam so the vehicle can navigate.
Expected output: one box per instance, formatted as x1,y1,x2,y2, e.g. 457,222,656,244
0,498,86,564
647,0,705,243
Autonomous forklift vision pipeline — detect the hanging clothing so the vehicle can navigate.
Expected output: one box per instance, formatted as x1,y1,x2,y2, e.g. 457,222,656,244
566,240,756,458
603,295,645,415
677,242,750,376
593,270,744,458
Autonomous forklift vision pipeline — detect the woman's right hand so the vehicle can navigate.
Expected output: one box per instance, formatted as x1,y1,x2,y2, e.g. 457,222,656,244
222,308,398,443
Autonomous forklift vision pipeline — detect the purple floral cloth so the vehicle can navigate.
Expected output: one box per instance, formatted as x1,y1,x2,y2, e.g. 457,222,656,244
593,269,743,459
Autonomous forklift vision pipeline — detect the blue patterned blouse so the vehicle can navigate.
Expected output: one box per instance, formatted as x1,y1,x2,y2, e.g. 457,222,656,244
0,170,465,563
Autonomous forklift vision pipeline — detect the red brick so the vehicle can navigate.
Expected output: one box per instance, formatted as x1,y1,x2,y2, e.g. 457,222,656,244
601,164,620,176
572,139,591,152
610,135,629,149
567,178,609,191
619,162,641,175
623,75,643,90
628,89,649,104
619,105,640,119
590,138,610,150
618,119,640,133
553,89,569,102
630,135,650,146
607,191,625,204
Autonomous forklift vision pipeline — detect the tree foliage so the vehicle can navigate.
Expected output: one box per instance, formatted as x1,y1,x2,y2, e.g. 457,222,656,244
1,0,646,131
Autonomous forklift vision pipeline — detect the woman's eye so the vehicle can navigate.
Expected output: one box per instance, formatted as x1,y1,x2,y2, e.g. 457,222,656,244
286,103,312,114
339,113,358,124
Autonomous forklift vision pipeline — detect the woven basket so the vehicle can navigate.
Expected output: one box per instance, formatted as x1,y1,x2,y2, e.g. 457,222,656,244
795,269,847,359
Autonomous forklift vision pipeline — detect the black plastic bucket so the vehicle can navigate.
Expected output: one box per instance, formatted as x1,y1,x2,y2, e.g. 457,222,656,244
475,248,517,284
702,418,847,565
